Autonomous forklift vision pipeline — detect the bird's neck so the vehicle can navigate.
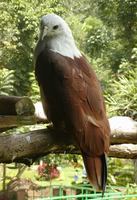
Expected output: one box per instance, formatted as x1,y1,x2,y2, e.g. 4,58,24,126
46,35,81,59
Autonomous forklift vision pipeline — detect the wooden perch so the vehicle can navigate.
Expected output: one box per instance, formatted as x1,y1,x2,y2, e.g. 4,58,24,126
109,116,137,144
0,96,47,131
0,115,36,129
0,125,137,165
0,95,137,164
109,144,137,159
0,96,35,116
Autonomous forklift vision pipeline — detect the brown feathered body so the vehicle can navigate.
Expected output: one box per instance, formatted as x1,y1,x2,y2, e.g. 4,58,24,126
35,49,110,192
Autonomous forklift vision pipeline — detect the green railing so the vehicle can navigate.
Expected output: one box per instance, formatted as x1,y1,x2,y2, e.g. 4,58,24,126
33,185,137,200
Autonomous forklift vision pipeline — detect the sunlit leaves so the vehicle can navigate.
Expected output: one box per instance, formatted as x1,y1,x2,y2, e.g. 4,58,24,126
0,0,67,95
105,68,137,119
82,16,112,58
0,68,15,95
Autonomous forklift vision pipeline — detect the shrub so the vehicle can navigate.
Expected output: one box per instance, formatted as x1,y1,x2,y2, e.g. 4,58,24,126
37,163,60,181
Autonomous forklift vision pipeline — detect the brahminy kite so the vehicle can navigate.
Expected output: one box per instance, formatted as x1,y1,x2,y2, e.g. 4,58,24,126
34,13,110,193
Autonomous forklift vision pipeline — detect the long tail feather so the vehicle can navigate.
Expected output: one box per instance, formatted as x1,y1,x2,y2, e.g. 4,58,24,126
101,154,107,195
82,153,107,195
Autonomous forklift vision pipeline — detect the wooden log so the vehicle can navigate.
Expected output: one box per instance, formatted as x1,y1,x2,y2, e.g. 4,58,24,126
0,114,47,132
0,127,137,165
0,95,137,163
109,116,137,144
0,96,21,115
0,96,35,116
0,96,36,131
1,115,137,146
0,97,47,131
0,115,37,129
109,144,137,159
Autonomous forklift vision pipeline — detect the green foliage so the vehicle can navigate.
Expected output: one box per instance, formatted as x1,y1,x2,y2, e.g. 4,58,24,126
0,0,68,96
117,0,137,39
65,15,85,50
108,158,134,186
42,154,82,167
81,0,137,73
106,70,137,119
105,48,137,119
0,68,15,95
125,183,137,196
28,71,40,102
83,16,112,58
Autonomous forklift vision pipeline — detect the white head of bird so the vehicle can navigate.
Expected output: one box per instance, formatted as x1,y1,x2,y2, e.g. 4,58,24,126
39,13,81,59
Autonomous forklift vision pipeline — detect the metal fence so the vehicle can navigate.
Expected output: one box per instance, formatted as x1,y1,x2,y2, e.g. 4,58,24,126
30,185,137,200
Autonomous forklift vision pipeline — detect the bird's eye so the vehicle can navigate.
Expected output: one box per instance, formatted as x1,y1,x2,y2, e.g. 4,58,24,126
53,25,59,30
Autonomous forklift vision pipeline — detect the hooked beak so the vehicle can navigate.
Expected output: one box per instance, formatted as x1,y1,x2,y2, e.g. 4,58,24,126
41,26,48,40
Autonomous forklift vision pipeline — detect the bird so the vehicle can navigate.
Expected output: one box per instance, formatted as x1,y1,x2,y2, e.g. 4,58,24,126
34,13,110,193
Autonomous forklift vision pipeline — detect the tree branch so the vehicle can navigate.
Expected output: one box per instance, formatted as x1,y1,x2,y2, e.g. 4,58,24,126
109,116,137,144
109,144,137,159
0,127,137,165
0,96,137,164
